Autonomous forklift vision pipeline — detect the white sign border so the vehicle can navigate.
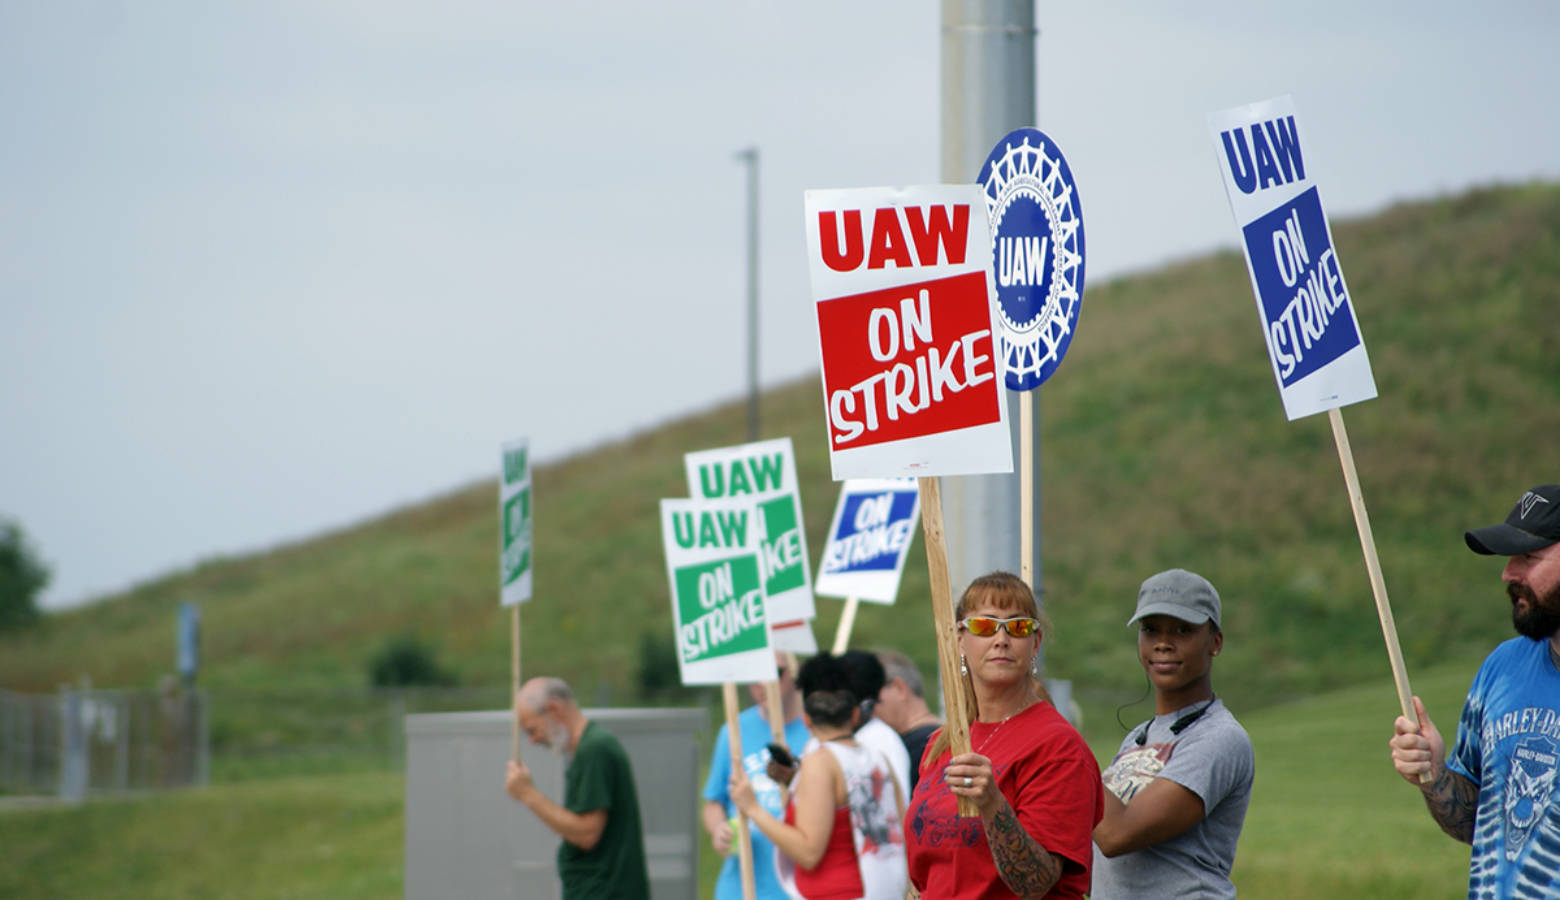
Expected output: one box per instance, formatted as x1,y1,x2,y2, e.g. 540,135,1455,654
804,184,1015,480
813,478,920,604
682,437,816,623
1207,94,1378,421
499,437,532,607
659,496,776,686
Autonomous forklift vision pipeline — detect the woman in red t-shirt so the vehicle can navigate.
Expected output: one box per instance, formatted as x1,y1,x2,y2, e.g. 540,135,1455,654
904,572,1104,899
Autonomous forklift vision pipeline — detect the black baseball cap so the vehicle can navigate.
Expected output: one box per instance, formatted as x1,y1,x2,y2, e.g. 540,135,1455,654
1465,484,1560,555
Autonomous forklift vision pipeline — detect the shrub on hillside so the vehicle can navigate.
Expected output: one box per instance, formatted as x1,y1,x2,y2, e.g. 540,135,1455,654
0,520,49,632
636,632,681,700
368,634,456,688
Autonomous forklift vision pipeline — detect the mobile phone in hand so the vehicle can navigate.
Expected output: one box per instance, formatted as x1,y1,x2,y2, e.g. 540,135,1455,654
765,742,795,768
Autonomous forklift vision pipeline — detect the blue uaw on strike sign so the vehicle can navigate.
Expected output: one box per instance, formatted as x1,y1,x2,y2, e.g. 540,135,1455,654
1208,95,1377,420
978,127,1087,391
813,478,920,604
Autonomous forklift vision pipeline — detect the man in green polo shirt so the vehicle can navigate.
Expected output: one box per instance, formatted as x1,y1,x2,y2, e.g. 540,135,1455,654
505,677,651,900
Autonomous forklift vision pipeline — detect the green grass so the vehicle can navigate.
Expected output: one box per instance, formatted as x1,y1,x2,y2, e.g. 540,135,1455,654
1181,657,1473,897
0,772,403,899
0,658,1481,898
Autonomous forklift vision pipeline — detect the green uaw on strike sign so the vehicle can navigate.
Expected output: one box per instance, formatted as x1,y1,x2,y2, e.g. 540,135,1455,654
659,497,775,685
683,438,815,624
499,439,532,607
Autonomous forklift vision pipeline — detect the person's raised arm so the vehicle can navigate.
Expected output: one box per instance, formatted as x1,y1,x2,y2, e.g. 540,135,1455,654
1389,696,1477,844
732,749,838,870
1092,779,1205,857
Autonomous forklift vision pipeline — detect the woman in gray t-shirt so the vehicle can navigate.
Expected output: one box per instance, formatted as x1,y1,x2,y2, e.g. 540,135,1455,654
1091,569,1255,899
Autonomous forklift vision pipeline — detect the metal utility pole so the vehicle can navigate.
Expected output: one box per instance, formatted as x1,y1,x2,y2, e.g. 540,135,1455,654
939,2,1041,602
734,146,760,441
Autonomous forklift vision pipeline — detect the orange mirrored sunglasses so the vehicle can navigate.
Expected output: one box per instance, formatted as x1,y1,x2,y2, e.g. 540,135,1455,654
959,615,1040,638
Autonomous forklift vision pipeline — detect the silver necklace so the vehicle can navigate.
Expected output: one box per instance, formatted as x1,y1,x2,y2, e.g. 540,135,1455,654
974,700,1032,753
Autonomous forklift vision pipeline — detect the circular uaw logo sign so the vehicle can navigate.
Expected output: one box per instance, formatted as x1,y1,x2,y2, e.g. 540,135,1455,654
978,128,1086,391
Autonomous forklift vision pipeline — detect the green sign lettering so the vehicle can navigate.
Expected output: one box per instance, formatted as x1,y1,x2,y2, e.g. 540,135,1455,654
502,487,531,584
674,555,766,663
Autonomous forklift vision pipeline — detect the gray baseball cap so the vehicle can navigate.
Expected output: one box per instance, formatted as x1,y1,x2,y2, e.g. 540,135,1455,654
1128,568,1222,629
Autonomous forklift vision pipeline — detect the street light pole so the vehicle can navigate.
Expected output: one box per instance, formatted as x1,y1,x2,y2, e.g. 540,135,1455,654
734,146,760,442
940,1,1039,603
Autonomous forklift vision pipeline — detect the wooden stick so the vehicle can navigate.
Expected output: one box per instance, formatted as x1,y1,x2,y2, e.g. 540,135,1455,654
1327,408,1429,784
764,681,784,743
724,682,758,900
917,475,977,817
1020,391,1034,587
511,605,521,761
831,597,861,655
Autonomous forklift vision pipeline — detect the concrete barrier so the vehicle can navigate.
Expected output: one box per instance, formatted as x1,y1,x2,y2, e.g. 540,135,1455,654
404,707,705,900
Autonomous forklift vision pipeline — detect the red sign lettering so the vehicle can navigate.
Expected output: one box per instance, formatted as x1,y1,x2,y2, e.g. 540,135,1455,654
817,205,971,272
816,271,1000,450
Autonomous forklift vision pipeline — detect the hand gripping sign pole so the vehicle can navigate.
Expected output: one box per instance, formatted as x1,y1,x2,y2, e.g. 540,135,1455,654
1208,96,1425,780
499,439,534,760
978,129,1087,588
917,476,978,815
804,184,1013,816
660,496,775,900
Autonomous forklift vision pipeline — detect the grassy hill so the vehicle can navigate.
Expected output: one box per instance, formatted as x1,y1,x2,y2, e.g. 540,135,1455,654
2,181,1557,742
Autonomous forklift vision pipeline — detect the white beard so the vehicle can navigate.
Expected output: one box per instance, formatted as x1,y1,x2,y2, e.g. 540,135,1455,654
546,721,571,757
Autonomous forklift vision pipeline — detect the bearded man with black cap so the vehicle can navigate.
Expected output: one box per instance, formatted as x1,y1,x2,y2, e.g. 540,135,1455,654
1389,483,1560,898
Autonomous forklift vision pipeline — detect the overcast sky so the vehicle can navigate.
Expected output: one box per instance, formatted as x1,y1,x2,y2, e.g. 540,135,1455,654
3,1,1557,610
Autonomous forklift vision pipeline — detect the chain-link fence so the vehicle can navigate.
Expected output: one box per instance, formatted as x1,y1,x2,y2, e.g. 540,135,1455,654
207,685,511,782
1,683,686,797
0,684,207,798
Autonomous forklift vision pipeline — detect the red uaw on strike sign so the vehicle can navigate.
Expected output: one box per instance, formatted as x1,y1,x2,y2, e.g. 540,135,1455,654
805,185,1013,480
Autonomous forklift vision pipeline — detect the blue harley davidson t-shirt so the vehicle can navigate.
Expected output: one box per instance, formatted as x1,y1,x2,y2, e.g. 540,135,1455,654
1447,636,1560,899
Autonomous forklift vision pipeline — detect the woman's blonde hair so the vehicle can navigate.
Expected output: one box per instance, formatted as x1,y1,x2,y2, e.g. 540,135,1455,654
924,572,1053,765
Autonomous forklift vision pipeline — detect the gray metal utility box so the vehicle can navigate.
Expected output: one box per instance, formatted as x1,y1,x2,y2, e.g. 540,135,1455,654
404,707,705,900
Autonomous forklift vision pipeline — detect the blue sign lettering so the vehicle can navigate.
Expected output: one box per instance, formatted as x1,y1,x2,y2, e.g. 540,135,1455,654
1220,115,1307,195
1241,187,1359,386
821,490,918,574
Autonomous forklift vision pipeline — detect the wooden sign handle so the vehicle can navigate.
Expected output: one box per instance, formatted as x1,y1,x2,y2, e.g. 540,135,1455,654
723,683,758,900
831,597,861,655
918,476,978,817
1327,408,1429,784
1020,391,1034,587
764,680,785,743
511,605,521,760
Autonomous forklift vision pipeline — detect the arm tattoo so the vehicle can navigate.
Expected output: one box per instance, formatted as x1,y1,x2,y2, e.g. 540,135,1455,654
1424,767,1478,844
984,800,1062,898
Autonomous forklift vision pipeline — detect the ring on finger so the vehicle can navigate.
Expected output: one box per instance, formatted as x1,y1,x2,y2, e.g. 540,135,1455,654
964,776,973,787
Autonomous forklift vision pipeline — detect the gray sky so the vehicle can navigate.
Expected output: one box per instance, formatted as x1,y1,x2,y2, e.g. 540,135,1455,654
3,1,1557,609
